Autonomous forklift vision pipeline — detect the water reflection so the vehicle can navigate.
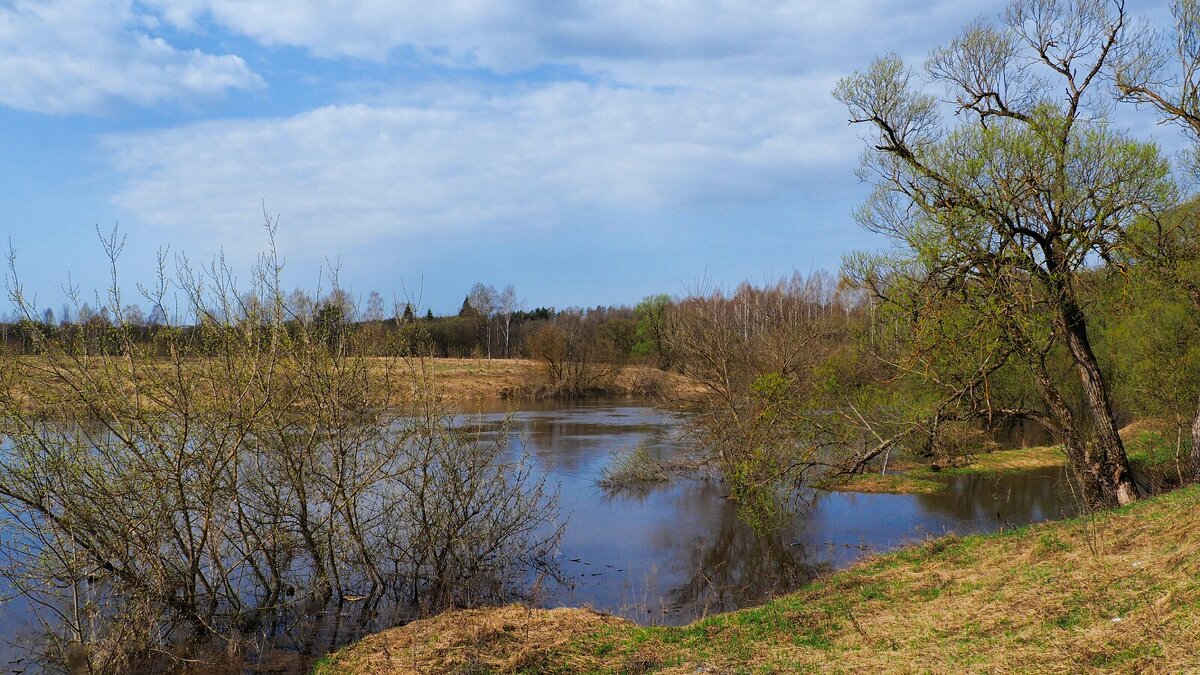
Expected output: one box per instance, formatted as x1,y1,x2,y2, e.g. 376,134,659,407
459,399,1072,625
0,400,1075,671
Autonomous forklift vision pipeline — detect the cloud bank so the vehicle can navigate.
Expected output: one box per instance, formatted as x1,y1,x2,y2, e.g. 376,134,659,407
106,77,851,251
144,0,967,77
0,0,262,114
2,0,1012,281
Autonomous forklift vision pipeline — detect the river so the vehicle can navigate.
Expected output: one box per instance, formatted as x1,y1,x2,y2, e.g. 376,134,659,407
0,399,1073,672
463,398,1071,626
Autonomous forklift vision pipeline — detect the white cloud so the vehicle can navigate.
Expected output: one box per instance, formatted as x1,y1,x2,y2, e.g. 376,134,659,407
95,0,1011,259
145,0,988,78
104,77,855,254
0,0,262,114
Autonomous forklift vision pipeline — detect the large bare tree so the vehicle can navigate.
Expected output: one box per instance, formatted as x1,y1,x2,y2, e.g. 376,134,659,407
835,0,1176,506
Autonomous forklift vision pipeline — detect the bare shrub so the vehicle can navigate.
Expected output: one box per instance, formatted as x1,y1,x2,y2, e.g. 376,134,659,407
525,312,622,398
662,275,850,528
0,227,561,672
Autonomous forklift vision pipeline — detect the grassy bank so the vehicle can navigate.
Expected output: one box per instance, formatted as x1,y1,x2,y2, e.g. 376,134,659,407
315,484,1200,674
825,423,1193,496
822,445,1068,495
428,358,703,402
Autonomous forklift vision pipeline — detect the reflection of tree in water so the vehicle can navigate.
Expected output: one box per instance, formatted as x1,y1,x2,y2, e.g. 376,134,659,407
663,524,830,619
914,467,1073,525
226,594,387,673
489,413,680,476
650,483,831,620
650,467,1071,622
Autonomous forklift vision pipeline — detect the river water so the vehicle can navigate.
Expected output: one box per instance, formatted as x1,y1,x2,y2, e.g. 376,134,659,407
462,399,1072,626
0,399,1073,672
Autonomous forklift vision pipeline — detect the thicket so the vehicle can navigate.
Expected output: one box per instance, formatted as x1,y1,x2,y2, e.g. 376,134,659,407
0,234,561,673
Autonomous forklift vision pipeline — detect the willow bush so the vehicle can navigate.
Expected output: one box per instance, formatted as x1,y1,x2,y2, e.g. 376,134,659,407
0,232,560,673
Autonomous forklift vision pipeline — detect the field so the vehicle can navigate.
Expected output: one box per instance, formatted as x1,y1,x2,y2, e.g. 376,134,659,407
0,355,705,413
424,358,704,402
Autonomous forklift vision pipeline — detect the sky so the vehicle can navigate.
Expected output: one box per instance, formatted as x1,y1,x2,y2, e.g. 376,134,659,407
0,0,1183,317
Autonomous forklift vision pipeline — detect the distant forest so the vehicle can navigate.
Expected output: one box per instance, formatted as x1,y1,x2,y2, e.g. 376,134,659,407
0,279,677,361
0,272,857,366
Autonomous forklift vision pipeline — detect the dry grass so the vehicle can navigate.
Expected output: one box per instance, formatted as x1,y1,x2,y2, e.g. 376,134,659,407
597,447,669,489
1119,419,1175,441
939,444,1068,473
317,485,1200,674
823,472,945,495
426,358,542,401
429,358,703,402
312,605,632,675
1,356,703,414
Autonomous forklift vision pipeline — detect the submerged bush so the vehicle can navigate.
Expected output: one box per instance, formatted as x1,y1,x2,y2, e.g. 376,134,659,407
597,447,669,490
0,234,561,673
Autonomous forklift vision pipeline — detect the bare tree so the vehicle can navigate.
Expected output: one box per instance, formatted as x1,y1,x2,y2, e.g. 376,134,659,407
496,285,517,358
467,282,497,358
834,0,1175,506
364,290,386,322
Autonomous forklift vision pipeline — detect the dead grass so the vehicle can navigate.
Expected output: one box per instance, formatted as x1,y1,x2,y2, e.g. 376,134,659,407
1,356,703,414
317,485,1200,674
312,605,631,675
597,447,670,490
1119,419,1175,441
937,444,1067,474
429,358,703,402
822,472,945,495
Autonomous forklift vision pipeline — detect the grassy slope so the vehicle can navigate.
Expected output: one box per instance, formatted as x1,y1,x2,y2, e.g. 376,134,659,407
316,485,1200,674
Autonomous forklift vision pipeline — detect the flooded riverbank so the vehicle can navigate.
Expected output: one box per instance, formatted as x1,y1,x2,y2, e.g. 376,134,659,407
0,399,1074,672
461,399,1072,625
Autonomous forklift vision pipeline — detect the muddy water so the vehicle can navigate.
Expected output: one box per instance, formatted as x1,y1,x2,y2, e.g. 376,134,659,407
462,399,1072,625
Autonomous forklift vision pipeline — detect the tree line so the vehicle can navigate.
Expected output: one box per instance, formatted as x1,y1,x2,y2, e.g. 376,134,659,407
0,282,674,364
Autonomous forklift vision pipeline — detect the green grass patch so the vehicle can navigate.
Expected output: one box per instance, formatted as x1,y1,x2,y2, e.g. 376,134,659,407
821,472,945,494
933,445,1066,475
824,446,1068,496
1036,532,1070,554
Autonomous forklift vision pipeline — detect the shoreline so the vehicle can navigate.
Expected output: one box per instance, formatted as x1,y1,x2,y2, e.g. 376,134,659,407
315,484,1200,673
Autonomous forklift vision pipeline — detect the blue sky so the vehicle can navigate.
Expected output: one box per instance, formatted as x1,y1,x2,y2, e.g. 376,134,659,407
0,0,1181,316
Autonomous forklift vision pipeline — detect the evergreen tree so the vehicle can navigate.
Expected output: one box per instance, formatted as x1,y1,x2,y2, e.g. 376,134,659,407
458,296,476,318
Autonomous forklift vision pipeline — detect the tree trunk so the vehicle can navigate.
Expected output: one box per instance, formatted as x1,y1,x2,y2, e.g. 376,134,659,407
1026,353,1108,507
1060,298,1138,506
1191,392,1200,483
1182,286,1200,484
